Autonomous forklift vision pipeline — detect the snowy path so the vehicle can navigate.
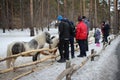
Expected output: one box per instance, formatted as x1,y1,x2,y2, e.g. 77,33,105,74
114,41,120,80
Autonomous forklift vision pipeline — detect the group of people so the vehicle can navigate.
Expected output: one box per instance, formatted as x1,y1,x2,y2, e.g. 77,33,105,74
101,21,110,43
57,15,89,63
57,15,110,63
94,21,110,47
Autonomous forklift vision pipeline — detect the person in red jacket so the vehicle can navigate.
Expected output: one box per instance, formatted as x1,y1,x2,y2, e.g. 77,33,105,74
76,16,88,57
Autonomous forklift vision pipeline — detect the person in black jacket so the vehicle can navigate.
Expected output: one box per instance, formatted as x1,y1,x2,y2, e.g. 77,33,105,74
57,15,71,63
69,21,75,58
102,21,110,43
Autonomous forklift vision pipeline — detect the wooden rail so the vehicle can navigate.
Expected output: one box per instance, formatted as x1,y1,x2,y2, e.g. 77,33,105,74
56,34,117,80
0,48,57,62
0,55,59,74
56,49,96,80
0,47,58,74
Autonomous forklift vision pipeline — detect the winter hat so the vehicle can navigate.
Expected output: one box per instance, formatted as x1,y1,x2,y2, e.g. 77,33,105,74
102,21,105,24
57,15,63,21
78,16,82,21
82,16,86,19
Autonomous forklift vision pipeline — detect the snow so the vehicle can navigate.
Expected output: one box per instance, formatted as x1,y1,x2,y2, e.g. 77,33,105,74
0,28,119,80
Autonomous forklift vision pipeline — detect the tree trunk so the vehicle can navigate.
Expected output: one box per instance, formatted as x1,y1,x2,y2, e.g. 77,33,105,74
57,0,60,15
41,0,44,31
1,0,6,33
47,0,50,31
113,0,118,34
108,0,111,26
94,0,97,27
80,0,83,16
20,0,24,31
6,0,9,30
89,0,93,30
71,0,74,21
83,0,86,16
64,0,67,17
30,0,34,36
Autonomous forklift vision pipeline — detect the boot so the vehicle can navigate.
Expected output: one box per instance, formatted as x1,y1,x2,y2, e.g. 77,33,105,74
77,55,83,57
57,55,65,63
57,58,65,63
96,43,100,47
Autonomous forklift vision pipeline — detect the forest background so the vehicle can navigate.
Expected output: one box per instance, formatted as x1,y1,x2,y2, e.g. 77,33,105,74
0,0,120,36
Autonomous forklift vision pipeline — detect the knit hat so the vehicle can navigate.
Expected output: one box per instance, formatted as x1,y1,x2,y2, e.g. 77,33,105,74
57,15,63,21
78,16,82,21
82,16,86,19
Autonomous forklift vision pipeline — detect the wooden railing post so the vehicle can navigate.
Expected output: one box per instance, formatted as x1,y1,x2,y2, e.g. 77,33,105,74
66,60,71,80
91,49,94,61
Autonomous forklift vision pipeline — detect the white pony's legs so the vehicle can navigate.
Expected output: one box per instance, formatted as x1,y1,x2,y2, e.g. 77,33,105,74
6,44,12,68
6,43,17,68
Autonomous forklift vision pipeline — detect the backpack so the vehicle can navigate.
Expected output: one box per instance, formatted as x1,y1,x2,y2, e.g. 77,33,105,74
62,19,76,37
69,21,76,37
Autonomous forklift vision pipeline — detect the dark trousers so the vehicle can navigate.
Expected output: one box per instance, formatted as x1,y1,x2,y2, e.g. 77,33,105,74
85,39,89,51
103,35,108,43
58,39,69,60
69,36,74,57
77,40,86,56
95,38,100,43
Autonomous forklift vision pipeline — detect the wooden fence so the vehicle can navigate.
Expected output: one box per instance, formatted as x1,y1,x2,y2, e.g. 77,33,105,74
56,49,97,80
0,34,117,80
0,48,58,73
56,34,117,80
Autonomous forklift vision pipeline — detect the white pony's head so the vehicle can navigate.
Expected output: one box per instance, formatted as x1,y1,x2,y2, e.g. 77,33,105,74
49,36,59,48
44,32,53,44
34,32,53,45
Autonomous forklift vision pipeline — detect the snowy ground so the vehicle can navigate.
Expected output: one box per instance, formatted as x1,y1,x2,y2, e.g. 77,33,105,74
0,28,119,80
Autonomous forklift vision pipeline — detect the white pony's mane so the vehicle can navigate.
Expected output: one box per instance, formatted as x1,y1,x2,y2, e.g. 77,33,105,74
33,32,46,45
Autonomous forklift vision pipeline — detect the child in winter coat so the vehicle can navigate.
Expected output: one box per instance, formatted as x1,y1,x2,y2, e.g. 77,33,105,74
94,28,101,47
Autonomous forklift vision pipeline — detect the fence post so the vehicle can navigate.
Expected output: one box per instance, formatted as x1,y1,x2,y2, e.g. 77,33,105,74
91,49,94,61
66,60,71,80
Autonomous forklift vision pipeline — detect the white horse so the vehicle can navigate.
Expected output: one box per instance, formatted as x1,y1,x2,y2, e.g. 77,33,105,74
32,36,59,61
6,32,52,68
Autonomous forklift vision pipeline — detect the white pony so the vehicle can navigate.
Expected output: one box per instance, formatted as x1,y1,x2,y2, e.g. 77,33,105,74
6,32,52,68
32,36,59,61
